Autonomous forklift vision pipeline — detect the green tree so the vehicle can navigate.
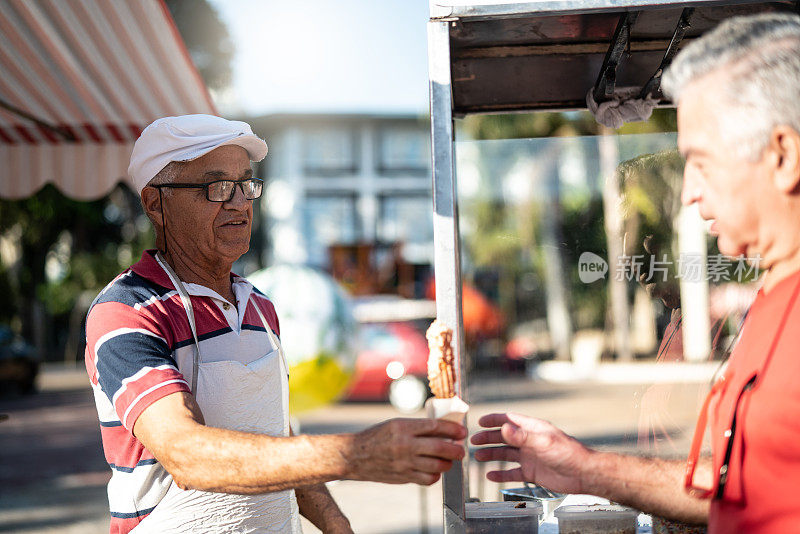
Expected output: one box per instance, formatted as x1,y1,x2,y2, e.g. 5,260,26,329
459,109,679,351
463,109,676,141
164,0,235,91
0,185,153,359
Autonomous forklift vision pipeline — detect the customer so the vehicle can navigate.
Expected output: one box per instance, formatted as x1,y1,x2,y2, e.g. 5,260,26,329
472,13,800,533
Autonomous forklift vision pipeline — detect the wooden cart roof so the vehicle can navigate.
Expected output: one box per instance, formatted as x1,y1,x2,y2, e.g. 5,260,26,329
429,0,798,114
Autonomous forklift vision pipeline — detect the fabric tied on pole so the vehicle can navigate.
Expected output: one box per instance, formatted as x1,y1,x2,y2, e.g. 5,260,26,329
586,87,658,129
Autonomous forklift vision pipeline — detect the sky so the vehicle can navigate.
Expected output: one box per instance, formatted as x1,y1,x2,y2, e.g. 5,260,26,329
209,0,431,117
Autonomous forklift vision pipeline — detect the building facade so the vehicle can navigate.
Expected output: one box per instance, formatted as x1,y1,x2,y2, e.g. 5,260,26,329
247,114,433,293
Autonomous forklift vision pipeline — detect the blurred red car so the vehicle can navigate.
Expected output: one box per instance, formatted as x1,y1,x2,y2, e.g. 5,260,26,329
345,322,430,413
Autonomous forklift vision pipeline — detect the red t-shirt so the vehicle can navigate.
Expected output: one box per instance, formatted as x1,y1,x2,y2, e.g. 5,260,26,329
709,270,800,533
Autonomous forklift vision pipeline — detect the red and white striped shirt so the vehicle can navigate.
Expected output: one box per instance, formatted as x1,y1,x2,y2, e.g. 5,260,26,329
85,250,280,534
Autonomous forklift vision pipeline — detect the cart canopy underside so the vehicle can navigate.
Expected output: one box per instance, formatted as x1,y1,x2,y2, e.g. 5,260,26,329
442,0,798,114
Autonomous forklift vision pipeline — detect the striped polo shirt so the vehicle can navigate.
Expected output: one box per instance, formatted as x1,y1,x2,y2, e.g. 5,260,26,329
84,250,280,534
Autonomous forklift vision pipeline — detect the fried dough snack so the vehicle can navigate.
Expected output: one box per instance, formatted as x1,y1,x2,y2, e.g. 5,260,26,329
426,320,457,399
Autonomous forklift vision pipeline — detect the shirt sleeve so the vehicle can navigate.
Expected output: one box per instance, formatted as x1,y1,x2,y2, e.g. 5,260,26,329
86,299,190,432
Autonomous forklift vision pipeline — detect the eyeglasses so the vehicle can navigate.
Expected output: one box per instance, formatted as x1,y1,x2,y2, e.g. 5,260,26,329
151,178,263,202
684,373,756,500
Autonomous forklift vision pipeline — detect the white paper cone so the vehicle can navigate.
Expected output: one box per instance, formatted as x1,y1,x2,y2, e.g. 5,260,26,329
425,396,469,423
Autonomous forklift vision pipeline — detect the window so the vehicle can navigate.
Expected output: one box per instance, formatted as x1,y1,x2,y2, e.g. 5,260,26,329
379,194,433,264
377,127,430,174
303,129,358,175
302,194,359,267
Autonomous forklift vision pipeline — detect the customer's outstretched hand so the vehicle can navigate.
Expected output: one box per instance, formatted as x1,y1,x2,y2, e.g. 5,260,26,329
471,413,594,494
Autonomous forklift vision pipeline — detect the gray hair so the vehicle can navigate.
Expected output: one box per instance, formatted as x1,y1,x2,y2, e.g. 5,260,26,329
661,13,800,160
147,161,184,190
140,161,185,225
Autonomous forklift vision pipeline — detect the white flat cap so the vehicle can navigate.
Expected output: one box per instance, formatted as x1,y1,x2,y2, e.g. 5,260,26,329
127,114,268,195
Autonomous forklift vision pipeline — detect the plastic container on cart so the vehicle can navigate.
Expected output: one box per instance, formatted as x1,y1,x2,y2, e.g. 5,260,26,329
554,504,638,534
465,501,542,533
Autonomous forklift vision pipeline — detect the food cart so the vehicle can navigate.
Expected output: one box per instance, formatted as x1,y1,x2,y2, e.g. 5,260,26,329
426,0,798,531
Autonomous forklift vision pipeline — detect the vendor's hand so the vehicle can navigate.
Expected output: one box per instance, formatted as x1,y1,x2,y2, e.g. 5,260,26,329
348,418,466,486
471,413,593,494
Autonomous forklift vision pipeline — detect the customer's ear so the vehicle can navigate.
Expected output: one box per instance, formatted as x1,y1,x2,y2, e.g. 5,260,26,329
769,125,800,194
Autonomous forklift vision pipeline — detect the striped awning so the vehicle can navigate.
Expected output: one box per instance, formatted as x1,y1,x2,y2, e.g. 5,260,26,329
0,0,217,200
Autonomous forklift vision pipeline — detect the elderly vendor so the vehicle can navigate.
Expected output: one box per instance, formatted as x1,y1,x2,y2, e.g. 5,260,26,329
85,114,465,533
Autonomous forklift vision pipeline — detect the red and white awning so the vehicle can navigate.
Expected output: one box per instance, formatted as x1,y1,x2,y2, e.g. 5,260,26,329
0,0,217,200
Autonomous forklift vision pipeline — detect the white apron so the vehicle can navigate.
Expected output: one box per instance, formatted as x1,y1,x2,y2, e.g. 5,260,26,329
132,255,303,533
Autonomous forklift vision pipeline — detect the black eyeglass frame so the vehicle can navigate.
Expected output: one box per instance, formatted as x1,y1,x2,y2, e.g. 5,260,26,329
715,374,757,500
150,178,264,202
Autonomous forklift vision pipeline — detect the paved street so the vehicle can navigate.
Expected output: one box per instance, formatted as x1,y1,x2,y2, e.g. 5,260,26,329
0,365,708,533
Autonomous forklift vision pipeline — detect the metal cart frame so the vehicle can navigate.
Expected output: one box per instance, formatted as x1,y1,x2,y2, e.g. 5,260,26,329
426,0,796,531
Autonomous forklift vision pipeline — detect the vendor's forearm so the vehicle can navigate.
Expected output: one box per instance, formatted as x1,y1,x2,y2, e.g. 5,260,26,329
134,391,352,493
134,391,465,493
583,452,710,524
296,483,351,533
166,425,354,494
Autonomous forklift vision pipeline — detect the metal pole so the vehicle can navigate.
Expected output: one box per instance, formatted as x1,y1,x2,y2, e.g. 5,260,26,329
427,18,467,534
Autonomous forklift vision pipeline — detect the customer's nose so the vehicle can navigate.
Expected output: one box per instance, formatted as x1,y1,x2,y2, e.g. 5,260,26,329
681,167,702,206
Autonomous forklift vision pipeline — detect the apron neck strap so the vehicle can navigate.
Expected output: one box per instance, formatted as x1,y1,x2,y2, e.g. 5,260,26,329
155,252,202,393
251,299,289,377
154,252,289,388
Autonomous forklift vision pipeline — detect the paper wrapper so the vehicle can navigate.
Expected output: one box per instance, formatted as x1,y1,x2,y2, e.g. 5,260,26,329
425,396,469,423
